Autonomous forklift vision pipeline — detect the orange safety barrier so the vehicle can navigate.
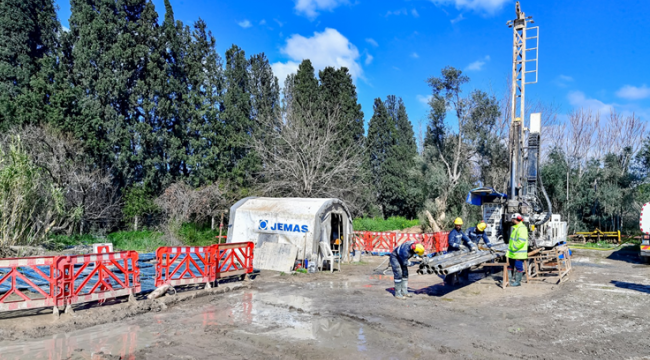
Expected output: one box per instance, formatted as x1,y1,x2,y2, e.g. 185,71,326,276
353,231,450,254
215,242,254,279
155,246,217,287
0,256,62,312
368,232,397,252
58,251,140,308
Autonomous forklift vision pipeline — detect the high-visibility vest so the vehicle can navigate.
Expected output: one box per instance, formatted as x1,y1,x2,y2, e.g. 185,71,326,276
507,223,529,259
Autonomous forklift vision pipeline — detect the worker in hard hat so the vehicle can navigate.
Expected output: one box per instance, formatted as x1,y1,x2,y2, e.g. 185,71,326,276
390,241,425,300
506,213,528,287
466,221,493,249
447,218,478,253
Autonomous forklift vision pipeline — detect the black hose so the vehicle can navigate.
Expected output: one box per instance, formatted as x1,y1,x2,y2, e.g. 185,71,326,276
534,170,552,226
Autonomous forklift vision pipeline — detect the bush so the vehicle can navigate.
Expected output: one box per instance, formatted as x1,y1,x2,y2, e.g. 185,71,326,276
353,216,420,232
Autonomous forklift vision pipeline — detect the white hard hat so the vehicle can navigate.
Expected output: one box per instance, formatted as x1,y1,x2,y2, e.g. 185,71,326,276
511,213,523,221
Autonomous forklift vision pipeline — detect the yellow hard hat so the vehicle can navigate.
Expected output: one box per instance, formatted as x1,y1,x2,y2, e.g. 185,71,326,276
454,217,463,226
413,243,425,256
477,222,487,232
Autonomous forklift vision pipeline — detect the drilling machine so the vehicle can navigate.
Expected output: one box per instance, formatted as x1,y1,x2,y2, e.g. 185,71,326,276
468,2,567,250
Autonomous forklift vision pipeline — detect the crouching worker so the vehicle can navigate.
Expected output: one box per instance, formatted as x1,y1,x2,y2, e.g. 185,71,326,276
506,213,528,287
390,241,425,300
466,221,492,250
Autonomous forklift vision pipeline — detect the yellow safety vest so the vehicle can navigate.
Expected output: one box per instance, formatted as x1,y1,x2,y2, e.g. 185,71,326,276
507,223,529,260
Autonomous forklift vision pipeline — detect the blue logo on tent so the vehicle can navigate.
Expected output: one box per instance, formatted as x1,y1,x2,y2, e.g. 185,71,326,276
258,220,308,233
258,220,268,230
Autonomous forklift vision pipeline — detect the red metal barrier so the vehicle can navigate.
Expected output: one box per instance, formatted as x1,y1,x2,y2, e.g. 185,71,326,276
155,246,216,287
368,232,397,252
58,251,140,307
215,242,254,279
353,231,450,254
0,256,62,312
433,231,450,253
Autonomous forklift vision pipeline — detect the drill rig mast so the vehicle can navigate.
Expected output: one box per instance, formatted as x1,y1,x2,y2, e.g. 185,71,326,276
468,2,566,249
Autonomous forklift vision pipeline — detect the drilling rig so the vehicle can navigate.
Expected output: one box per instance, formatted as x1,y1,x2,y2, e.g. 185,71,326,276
467,1,567,249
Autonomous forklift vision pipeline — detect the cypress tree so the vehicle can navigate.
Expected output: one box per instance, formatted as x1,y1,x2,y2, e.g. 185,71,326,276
293,60,320,119
249,53,280,124
318,66,364,148
222,45,255,188
367,98,395,216
0,0,61,129
185,19,225,187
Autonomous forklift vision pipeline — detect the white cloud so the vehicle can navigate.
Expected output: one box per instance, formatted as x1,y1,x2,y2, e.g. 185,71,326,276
237,20,252,28
568,91,614,114
386,9,408,16
554,74,574,88
365,54,374,65
294,0,347,19
450,13,465,24
366,38,379,47
274,19,284,27
271,61,301,86
411,52,420,59
417,94,432,105
466,55,490,71
271,28,363,85
411,9,420,17
429,0,510,14
259,19,267,25
616,84,650,100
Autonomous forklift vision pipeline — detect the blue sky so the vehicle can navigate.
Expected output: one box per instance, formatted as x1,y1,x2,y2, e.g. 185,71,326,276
54,0,650,135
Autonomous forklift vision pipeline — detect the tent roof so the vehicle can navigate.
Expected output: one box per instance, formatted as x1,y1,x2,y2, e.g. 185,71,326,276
466,187,507,206
232,197,351,219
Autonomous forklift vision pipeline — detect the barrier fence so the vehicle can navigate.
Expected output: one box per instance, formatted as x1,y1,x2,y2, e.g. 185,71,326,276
155,246,216,287
58,251,140,308
352,231,449,254
0,241,255,315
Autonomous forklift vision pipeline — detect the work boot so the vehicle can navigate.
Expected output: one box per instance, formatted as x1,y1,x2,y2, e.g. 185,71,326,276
501,270,513,286
394,281,405,300
403,280,413,298
511,271,523,287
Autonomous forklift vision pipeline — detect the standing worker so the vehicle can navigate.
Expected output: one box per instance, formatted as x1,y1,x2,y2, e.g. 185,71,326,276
466,221,493,249
390,241,425,300
448,218,478,253
506,213,528,287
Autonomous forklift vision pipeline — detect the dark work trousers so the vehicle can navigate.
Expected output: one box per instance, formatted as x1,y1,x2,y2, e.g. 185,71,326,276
389,254,408,283
508,257,525,273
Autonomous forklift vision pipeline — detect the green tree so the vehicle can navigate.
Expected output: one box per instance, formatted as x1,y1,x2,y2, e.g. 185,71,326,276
0,0,62,129
318,66,364,148
222,45,255,189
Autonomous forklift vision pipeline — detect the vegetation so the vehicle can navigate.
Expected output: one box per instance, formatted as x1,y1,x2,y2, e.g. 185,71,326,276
0,0,648,251
353,217,420,232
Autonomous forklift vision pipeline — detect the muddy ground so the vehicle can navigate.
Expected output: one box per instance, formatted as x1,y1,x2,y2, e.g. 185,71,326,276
0,247,649,360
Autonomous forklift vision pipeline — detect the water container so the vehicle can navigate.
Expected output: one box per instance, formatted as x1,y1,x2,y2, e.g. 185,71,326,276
308,262,317,273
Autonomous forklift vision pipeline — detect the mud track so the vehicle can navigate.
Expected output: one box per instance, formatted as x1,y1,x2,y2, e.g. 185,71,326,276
0,247,649,359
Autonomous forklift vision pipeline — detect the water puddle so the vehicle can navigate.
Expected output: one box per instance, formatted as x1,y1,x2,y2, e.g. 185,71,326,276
0,290,392,359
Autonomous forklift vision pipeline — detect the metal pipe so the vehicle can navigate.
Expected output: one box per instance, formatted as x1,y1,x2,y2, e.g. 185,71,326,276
435,252,490,269
442,254,497,275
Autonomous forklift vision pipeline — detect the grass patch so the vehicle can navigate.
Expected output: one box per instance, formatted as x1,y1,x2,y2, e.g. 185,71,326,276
178,223,224,247
107,230,166,252
353,216,419,232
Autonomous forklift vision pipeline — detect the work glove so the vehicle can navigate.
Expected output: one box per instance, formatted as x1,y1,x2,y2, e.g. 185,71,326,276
470,246,478,253
459,245,469,252
488,247,496,255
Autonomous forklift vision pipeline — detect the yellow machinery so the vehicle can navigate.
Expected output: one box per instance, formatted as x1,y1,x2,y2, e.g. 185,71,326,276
574,229,621,244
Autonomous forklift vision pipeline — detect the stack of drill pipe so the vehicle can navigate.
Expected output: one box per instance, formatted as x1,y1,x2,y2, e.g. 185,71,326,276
417,245,507,276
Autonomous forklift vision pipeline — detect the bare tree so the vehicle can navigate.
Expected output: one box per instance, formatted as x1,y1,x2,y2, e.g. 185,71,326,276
155,182,228,243
253,98,367,212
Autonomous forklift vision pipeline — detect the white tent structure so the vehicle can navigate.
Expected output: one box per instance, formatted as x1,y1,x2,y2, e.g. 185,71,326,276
226,197,353,271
